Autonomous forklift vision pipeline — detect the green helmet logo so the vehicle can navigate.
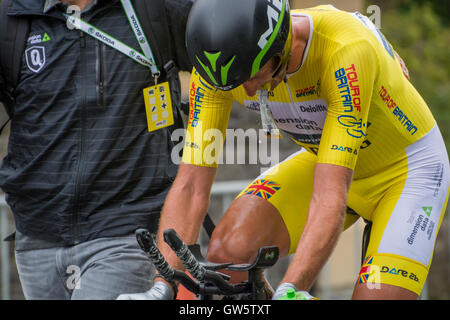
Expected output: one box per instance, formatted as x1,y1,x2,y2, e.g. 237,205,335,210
196,51,236,87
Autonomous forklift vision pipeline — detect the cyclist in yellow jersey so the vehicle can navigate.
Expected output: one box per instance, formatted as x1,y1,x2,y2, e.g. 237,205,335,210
120,0,449,300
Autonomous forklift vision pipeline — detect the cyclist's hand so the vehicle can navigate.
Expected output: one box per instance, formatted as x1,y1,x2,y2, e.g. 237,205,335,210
272,282,316,300
116,281,174,300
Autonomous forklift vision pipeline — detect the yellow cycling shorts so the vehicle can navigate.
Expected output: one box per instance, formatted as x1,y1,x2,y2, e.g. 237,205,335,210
236,126,449,295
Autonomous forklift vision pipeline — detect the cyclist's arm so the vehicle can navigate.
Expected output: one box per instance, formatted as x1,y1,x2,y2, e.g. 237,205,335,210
155,163,217,281
280,40,377,291
281,163,353,290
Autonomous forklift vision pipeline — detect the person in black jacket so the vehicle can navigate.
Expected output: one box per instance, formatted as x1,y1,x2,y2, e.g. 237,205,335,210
0,0,192,300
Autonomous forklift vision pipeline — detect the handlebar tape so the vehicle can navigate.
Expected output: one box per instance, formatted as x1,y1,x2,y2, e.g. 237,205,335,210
163,229,206,281
135,229,175,281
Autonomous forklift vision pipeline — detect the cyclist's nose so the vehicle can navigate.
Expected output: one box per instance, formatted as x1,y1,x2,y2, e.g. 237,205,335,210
243,80,261,97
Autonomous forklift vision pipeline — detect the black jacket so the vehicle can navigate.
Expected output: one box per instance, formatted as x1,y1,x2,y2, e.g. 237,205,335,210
0,0,193,245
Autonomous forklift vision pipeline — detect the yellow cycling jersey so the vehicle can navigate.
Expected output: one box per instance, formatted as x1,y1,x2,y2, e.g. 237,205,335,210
182,5,436,178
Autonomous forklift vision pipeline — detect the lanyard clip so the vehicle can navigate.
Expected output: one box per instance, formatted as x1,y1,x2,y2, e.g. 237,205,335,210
153,71,160,85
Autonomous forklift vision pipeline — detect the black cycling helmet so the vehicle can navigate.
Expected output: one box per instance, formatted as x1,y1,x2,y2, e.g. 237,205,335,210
186,0,292,91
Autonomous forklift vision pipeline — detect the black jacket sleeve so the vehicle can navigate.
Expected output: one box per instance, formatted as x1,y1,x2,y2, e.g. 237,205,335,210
0,67,9,130
0,71,12,127
0,65,11,117
165,0,194,72
0,69,5,106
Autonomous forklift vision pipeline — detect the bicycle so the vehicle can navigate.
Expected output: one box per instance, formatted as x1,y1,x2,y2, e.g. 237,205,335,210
135,228,279,300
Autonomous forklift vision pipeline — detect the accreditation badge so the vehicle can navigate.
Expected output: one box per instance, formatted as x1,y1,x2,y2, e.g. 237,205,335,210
143,81,174,132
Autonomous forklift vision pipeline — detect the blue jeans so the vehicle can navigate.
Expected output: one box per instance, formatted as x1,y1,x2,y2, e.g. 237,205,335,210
14,231,154,300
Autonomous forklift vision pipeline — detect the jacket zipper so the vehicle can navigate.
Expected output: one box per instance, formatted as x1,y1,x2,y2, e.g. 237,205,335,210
72,30,88,245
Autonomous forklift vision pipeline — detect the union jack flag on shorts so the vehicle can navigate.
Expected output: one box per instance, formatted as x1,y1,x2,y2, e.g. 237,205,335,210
358,256,374,284
242,179,281,201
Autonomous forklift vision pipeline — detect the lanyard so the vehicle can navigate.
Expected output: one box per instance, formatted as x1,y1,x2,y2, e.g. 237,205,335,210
64,0,160,80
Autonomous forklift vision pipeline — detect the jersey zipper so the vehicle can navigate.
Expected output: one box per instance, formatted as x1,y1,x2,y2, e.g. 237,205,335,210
72,30,88,245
